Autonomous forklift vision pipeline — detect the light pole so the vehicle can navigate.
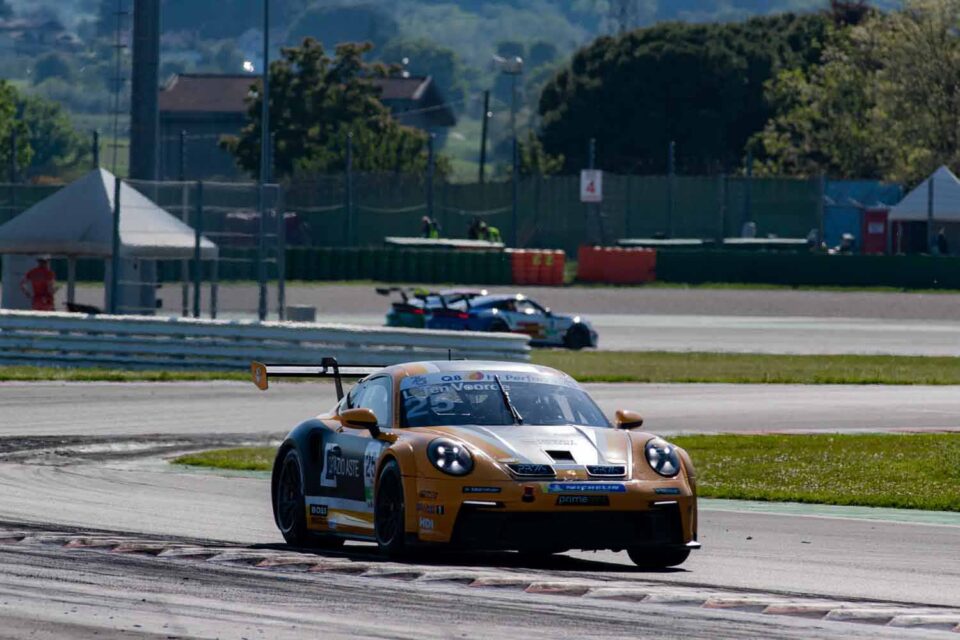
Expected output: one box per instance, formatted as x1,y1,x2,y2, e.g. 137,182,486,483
493,55,523,247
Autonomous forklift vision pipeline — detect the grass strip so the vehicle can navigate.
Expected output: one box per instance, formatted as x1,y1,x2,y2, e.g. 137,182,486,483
172,433,960,512
0,366,250,383
531,351,960,385
672,433,960,512
3,351,960,385
173,447,275,472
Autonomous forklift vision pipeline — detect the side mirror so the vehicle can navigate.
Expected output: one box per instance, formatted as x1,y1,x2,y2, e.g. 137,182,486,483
615,409,644,430
340,408,381,437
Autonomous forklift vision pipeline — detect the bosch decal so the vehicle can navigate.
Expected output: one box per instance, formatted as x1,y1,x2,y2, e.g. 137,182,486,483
309,504,328,517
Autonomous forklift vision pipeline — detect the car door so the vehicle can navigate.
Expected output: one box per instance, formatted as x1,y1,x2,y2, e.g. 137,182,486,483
312,376,393,534
510,298,548,341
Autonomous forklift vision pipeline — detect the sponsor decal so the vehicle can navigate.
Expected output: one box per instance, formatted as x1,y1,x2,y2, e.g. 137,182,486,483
321,443,362,489
655,487,681,495
309,504,329,517
462,486,502,494
409,375,429,387
545,483,626,494
587,465,626,476
418,517,434,531
509,463,554,476
419,490,439,499
416,503,445,515
362,442,383,508
399,371,579,391
556,495,610,507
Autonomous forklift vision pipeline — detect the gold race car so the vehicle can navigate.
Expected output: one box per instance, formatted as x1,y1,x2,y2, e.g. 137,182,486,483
253,358,699,568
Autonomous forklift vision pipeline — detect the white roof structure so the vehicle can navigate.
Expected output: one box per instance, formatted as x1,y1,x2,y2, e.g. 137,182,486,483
889,166,960,222
0,168,217,259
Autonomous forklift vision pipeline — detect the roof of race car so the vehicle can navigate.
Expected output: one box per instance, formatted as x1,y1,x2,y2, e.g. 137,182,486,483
374,360,571,383
465,293,527,306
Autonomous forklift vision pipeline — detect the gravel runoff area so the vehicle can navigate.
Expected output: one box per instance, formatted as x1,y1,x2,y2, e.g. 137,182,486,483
69,282,960,321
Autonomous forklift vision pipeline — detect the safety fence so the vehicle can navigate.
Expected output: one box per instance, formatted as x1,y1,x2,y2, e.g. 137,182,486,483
0,310,531,370
0,173,829,256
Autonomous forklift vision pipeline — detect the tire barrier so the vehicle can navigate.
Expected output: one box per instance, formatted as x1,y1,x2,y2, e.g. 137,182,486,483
507,249,565,286
0,309,531,370
576,246,656,284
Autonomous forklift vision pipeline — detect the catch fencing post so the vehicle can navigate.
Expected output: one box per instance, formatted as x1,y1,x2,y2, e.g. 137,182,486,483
8,129,16,213
179,138,189,317
210,256,218,319
666,140,675,237
345,132,354,246
927,174,935,253
109,176,122,314
427,134,435,224
193,180,203,318
92,130,100,169
276,185,286,321
743,149,753,229
818,173,826,250
511,137,519,247
716,174,727,244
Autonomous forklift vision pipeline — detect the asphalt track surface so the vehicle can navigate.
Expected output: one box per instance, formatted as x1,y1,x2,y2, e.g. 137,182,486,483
72,283,960,355
3,381,960,437
2,381,960,637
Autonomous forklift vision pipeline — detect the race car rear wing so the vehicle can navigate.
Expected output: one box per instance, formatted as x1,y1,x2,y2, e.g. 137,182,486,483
250,357,380,400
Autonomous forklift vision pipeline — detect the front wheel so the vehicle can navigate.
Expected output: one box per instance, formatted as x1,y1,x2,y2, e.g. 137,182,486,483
627,547,691,569
374,460,407,557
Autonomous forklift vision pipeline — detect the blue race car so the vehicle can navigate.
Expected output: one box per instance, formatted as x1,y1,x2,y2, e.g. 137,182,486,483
425,293,598,349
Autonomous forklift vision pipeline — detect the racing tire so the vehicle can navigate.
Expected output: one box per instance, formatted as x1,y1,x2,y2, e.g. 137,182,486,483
563,324,592,350
627,547,691,569
374,460,407,557
489,319,511,333
275,449,310,547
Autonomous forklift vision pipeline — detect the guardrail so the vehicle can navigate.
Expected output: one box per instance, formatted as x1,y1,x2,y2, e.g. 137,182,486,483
0,310,531,370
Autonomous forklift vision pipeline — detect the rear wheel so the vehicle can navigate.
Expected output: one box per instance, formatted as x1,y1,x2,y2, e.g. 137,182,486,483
275,449,309,546
627,547,690,569
275,449,343,549
489,319,510,333
374,460,407,557
564,324,591,350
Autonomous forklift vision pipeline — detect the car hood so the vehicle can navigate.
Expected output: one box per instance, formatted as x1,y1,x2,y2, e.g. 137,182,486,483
423,424,630,467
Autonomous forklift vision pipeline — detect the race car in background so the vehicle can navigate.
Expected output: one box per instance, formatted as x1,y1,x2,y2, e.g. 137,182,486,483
253,358,699,568
426,294,598,350
377,287,488,329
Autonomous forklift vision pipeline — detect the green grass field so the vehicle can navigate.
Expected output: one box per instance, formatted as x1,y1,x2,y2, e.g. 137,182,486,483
172,432,960,512
4,351,960,384
672,433,960,512
531,351,960,385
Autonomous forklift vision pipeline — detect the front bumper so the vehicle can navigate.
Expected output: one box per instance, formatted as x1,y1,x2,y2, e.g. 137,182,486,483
410,478,697,551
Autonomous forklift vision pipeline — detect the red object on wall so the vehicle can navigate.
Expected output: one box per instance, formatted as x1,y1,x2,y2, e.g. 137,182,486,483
576,245,656,283
861,208,889,255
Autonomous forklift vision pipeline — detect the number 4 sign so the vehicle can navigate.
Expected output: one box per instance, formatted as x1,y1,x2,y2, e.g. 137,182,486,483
580,169,603,203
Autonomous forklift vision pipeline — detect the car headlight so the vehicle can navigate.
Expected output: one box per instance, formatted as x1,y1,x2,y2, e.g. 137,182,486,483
645,437,681,477
427,439,474,476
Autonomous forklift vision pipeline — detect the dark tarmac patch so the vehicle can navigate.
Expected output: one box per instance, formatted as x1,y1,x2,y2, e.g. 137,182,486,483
0,433,282,465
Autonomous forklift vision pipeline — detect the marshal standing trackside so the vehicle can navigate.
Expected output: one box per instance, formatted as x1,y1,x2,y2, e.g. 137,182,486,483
254,358,699,568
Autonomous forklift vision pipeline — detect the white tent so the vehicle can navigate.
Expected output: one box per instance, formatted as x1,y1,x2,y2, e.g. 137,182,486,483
0,168,217,313
889,165,960,222
0,168,217,259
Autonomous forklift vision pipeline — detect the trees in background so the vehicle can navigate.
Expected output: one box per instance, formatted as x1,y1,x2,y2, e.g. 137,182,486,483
754,0,960,184
378,39,468,110
0,82,33,176
536,13,828,174
222,39,445,178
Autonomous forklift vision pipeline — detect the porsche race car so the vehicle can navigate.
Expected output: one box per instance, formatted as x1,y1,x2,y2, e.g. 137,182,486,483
254,358,699,567
425,294,598,350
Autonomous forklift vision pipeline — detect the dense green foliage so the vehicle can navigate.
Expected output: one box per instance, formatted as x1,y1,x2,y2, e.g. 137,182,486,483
0,81,32,175
537,13,830,174
754,0,960,184
221,39,442,178
673,433,960,511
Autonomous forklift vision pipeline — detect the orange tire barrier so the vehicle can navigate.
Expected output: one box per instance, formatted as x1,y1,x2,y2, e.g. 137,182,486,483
509,249,567,286
576,245,656,284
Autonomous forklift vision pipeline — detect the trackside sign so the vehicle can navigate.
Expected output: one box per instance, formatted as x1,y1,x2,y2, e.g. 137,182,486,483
580,169,603,203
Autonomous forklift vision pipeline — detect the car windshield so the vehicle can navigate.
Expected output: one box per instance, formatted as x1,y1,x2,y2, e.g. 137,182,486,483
399,371,610,428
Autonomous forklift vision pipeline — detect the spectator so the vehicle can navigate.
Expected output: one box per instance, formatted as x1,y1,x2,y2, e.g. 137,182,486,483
20,256,57,311
937,227,950,255
467,217,483,240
